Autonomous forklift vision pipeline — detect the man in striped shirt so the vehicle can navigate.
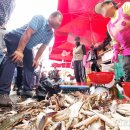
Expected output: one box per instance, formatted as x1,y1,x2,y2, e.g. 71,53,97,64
0,11,63,106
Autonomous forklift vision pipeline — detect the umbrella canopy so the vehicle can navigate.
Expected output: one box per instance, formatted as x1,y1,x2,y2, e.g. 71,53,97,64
58,14,108,45
57,0,126,45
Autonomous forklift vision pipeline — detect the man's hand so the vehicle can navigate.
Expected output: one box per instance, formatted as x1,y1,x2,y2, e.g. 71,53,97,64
32,59,40,68
3,48,7,54
11,50,24,62
32,44,46,68
11,27,35,62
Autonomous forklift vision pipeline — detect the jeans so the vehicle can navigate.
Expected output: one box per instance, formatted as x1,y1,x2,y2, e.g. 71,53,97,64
0,32,34,94
73,60,86,83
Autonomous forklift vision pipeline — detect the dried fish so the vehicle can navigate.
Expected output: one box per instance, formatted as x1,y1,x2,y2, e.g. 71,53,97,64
61,121,66,130
69,101,84,118
17,98,37,106
118,104,130,109
73,115,99,128
0,91,130,130
64,94,77,104
0,114,24,130
116,109,130,116
91,110,118,129
110,100,117,114
80,109,96,116
71,117,79,126
66,117,73,130
88,119,105,130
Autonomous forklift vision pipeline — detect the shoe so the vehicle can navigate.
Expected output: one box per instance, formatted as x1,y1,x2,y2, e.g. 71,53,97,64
0,94,12,106
10,94,22,103
20,90,36,98
17,89,23,96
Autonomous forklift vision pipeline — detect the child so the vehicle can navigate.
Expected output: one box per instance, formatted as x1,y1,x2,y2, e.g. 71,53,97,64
95,0,130,81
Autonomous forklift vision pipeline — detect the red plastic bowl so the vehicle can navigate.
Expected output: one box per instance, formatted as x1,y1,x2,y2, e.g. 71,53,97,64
88,72,114,84
122,82,130,98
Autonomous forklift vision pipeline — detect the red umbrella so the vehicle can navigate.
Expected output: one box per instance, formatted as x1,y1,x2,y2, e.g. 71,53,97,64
57,0,126,45
58,14,108,45
55,41,74,51
56,0,109,44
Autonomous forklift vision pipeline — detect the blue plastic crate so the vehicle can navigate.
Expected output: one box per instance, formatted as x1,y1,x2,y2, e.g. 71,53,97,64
60,85,90,93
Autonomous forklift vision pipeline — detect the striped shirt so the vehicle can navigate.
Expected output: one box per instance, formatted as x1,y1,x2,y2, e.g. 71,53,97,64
0,0,15,26
12,15,54,49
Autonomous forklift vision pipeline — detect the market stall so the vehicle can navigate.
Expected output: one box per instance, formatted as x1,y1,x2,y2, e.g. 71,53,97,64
1,0,130,130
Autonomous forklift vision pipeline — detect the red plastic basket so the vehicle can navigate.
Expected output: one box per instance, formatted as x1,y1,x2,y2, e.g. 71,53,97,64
122,82,130,98
88,72,114,84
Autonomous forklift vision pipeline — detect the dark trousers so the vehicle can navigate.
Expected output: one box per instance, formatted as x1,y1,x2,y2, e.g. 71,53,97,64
123,56,130,82
33,72,40,86
73,60,86,83
91,60,101,72
0,33,34,94
15,66,23,90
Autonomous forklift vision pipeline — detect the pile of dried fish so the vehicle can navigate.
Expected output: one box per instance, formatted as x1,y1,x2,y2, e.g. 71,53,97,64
0,91,130,130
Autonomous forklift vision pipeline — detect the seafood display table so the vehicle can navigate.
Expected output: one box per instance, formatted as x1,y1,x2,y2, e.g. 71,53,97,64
60,85,90,93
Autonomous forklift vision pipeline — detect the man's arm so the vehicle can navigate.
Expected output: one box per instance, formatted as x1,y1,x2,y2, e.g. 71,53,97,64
17,27,35,52
12,15,45,62
32,44,47,68
12,27,35,62
107,25,120,46
17,15,46,52
107,25,120,62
